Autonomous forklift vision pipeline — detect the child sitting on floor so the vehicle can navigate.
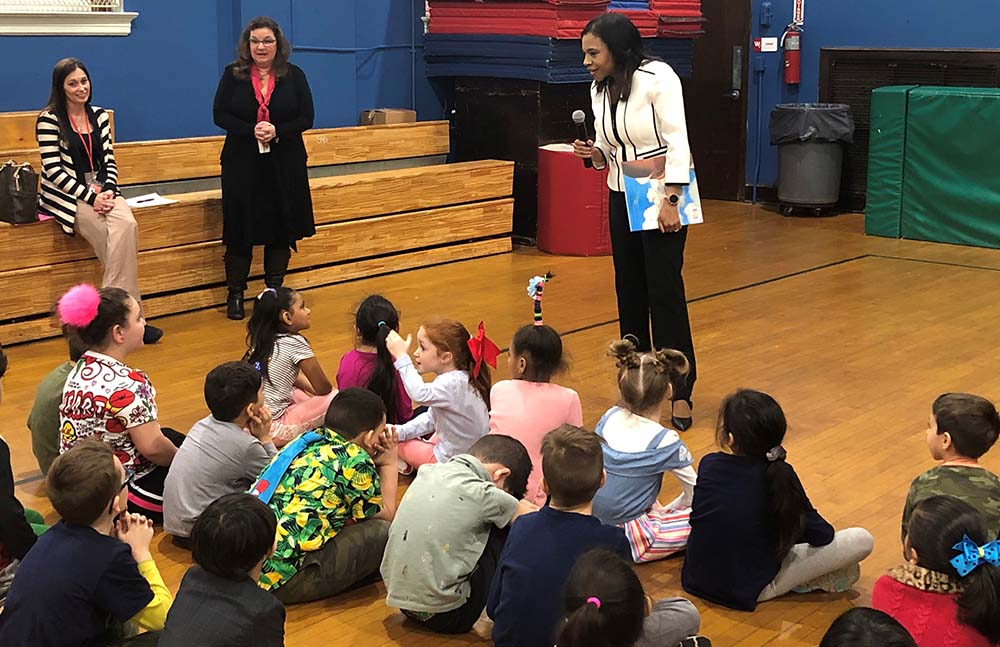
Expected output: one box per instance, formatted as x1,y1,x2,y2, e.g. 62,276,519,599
592,339,697,562
874,495,1000,647
901,392,1000,541
251,388,398,604
381,434,535,634
0,439,173,646
489,275,582,506
557,548,702,647
819,607,917,647
487,424,632,647
682,389,874,611
243,287,335,446
27,326,88,476
159,493,285,647
337,294,413,424
163,361,276,545
386,319,494,472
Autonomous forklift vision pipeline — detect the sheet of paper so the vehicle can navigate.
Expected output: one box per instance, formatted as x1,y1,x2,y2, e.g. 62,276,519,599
125,193,178,208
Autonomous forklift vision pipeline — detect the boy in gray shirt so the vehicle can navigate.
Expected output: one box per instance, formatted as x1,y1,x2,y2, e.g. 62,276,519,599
380,434,535,634
163,362,276,543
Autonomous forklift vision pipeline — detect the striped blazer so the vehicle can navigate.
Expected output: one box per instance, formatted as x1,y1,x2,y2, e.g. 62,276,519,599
590,60,693,192
35,107,119,235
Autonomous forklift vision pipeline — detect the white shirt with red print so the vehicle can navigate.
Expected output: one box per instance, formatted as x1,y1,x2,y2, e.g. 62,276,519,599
59,350,158,479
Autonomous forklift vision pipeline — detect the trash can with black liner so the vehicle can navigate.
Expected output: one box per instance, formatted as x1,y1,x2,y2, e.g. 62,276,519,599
769,103,854,215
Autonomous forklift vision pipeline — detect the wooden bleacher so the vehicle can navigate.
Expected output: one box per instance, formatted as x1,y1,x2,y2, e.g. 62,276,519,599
0,112,514,344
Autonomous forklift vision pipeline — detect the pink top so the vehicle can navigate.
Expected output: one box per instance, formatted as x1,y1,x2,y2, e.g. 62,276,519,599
488,379,583,506
336,349,413,424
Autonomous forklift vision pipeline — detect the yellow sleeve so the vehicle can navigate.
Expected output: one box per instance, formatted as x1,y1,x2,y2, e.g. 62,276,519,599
129,559,174,631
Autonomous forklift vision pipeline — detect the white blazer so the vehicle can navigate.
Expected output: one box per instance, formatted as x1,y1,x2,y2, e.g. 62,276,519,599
590,60,692,192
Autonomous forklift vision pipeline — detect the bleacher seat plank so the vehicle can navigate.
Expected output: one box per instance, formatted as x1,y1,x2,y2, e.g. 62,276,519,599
0,109,115,152
0,160,513,272
0,121,449,186
0,199,513,321
0,238,511,345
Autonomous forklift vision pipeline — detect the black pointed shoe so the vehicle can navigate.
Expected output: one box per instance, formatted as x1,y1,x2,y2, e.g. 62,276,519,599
671,400,693,432
226,291,245,320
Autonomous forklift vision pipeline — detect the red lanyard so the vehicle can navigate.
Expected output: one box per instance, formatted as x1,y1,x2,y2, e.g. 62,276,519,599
69,112,95,173
250,66,275,123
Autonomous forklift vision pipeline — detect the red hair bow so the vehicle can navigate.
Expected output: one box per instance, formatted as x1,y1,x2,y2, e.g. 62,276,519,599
467,321,499,378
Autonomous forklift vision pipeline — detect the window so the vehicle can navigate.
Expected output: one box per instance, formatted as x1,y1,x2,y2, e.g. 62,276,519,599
0,0,138,36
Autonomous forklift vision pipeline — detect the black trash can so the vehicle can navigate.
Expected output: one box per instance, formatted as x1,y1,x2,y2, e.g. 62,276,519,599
769,103,854,214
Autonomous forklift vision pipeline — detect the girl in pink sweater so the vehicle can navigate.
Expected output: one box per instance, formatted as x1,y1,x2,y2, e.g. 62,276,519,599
489,276,582,506
873,495,1000,647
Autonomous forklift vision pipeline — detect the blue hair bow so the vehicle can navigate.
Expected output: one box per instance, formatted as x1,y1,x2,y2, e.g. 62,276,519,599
950,534,1000,577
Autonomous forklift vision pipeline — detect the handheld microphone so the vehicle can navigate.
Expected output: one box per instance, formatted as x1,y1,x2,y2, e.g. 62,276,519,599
572,109,593,168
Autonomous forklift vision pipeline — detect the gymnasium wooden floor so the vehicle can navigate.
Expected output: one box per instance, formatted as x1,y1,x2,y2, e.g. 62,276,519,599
4,199,1000,645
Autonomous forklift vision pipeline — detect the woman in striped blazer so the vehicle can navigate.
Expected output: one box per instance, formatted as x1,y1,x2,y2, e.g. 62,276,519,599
36,58,162,344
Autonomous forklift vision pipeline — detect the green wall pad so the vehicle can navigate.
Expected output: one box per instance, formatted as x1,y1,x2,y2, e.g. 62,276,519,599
865,86,919,238
901,86,1000,249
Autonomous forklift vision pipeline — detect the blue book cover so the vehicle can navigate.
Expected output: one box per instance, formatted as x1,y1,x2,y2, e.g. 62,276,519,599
622,158,702,232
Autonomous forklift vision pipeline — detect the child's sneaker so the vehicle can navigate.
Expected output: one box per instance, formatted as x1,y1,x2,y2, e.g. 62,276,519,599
792,562,861,594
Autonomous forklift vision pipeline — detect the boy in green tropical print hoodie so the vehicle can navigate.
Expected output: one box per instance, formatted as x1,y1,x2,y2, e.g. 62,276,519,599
250,388,399,604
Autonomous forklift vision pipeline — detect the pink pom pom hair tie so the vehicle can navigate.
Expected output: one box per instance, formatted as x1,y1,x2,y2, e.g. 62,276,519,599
57,284,101,328
586,597,602,609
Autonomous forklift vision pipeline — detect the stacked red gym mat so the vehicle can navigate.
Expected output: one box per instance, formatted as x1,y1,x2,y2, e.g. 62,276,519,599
649,0,705,37
428,0,609,39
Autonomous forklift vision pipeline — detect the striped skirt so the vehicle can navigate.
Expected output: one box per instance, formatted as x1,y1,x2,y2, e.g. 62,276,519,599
623,501,692,563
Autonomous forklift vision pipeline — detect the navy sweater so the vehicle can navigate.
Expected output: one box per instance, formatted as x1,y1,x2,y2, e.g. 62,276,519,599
487,506,631,647
681,452,834,611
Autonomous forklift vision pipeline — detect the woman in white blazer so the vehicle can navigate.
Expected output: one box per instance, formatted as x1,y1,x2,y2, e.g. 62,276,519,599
573,13,697,429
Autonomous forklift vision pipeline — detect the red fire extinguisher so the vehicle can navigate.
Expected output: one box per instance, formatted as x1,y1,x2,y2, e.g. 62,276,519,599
781,23,802,84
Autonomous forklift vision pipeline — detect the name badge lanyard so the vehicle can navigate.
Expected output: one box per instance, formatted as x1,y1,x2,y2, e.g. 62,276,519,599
70,112,101,191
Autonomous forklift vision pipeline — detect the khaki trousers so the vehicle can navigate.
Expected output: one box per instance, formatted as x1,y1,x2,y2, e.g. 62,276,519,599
75,197,141,302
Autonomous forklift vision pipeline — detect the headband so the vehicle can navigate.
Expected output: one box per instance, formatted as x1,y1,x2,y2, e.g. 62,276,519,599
586,597,601,609
57,284,101,328
256,287,277,300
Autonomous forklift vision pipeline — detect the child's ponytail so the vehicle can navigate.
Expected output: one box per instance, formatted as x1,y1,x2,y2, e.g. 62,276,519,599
242,287,296,382
57,284,132,350
717,389,810,562
355,295,402,422
557,549,646,647
908,495,1000,642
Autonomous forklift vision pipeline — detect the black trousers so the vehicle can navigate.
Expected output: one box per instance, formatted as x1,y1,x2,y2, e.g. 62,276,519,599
407,525,509,634
608,189,697,402
224,244,292,293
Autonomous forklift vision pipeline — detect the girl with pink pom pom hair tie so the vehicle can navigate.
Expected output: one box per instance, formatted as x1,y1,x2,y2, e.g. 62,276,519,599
56,284,185,523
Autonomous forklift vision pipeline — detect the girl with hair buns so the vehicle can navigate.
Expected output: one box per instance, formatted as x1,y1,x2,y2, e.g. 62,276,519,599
56,284,184,523
682,389,874,611
591,338,697,562
557,548,702,647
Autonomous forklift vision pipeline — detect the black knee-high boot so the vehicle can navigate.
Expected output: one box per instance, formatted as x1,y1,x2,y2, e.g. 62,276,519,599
224,246,252,320
264,245,292,289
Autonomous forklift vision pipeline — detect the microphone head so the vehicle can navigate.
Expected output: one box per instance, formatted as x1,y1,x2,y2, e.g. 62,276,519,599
571,109,586,124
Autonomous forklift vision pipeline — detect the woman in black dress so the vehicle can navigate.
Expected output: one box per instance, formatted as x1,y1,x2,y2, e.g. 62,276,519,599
213,16,315,320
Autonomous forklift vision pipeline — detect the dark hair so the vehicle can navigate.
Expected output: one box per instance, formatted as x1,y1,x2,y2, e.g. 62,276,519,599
422,319,492,407
43,57,93,141
511,324,568,383
62,287,134,351
581,13,656,99
47,438,120,525
204,361,263,422
232,16,291,80
243,287,298,384
609,339,689,414
324,388,387,440
557,549,646,647
907,495,1000,642
541,424,605,508
932,393,1000,459
0,341,7,380
191,493,277,580
354,295,404,423
819,607,917,647
62,324,88,362
468,434,533,501
717,389,810,563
